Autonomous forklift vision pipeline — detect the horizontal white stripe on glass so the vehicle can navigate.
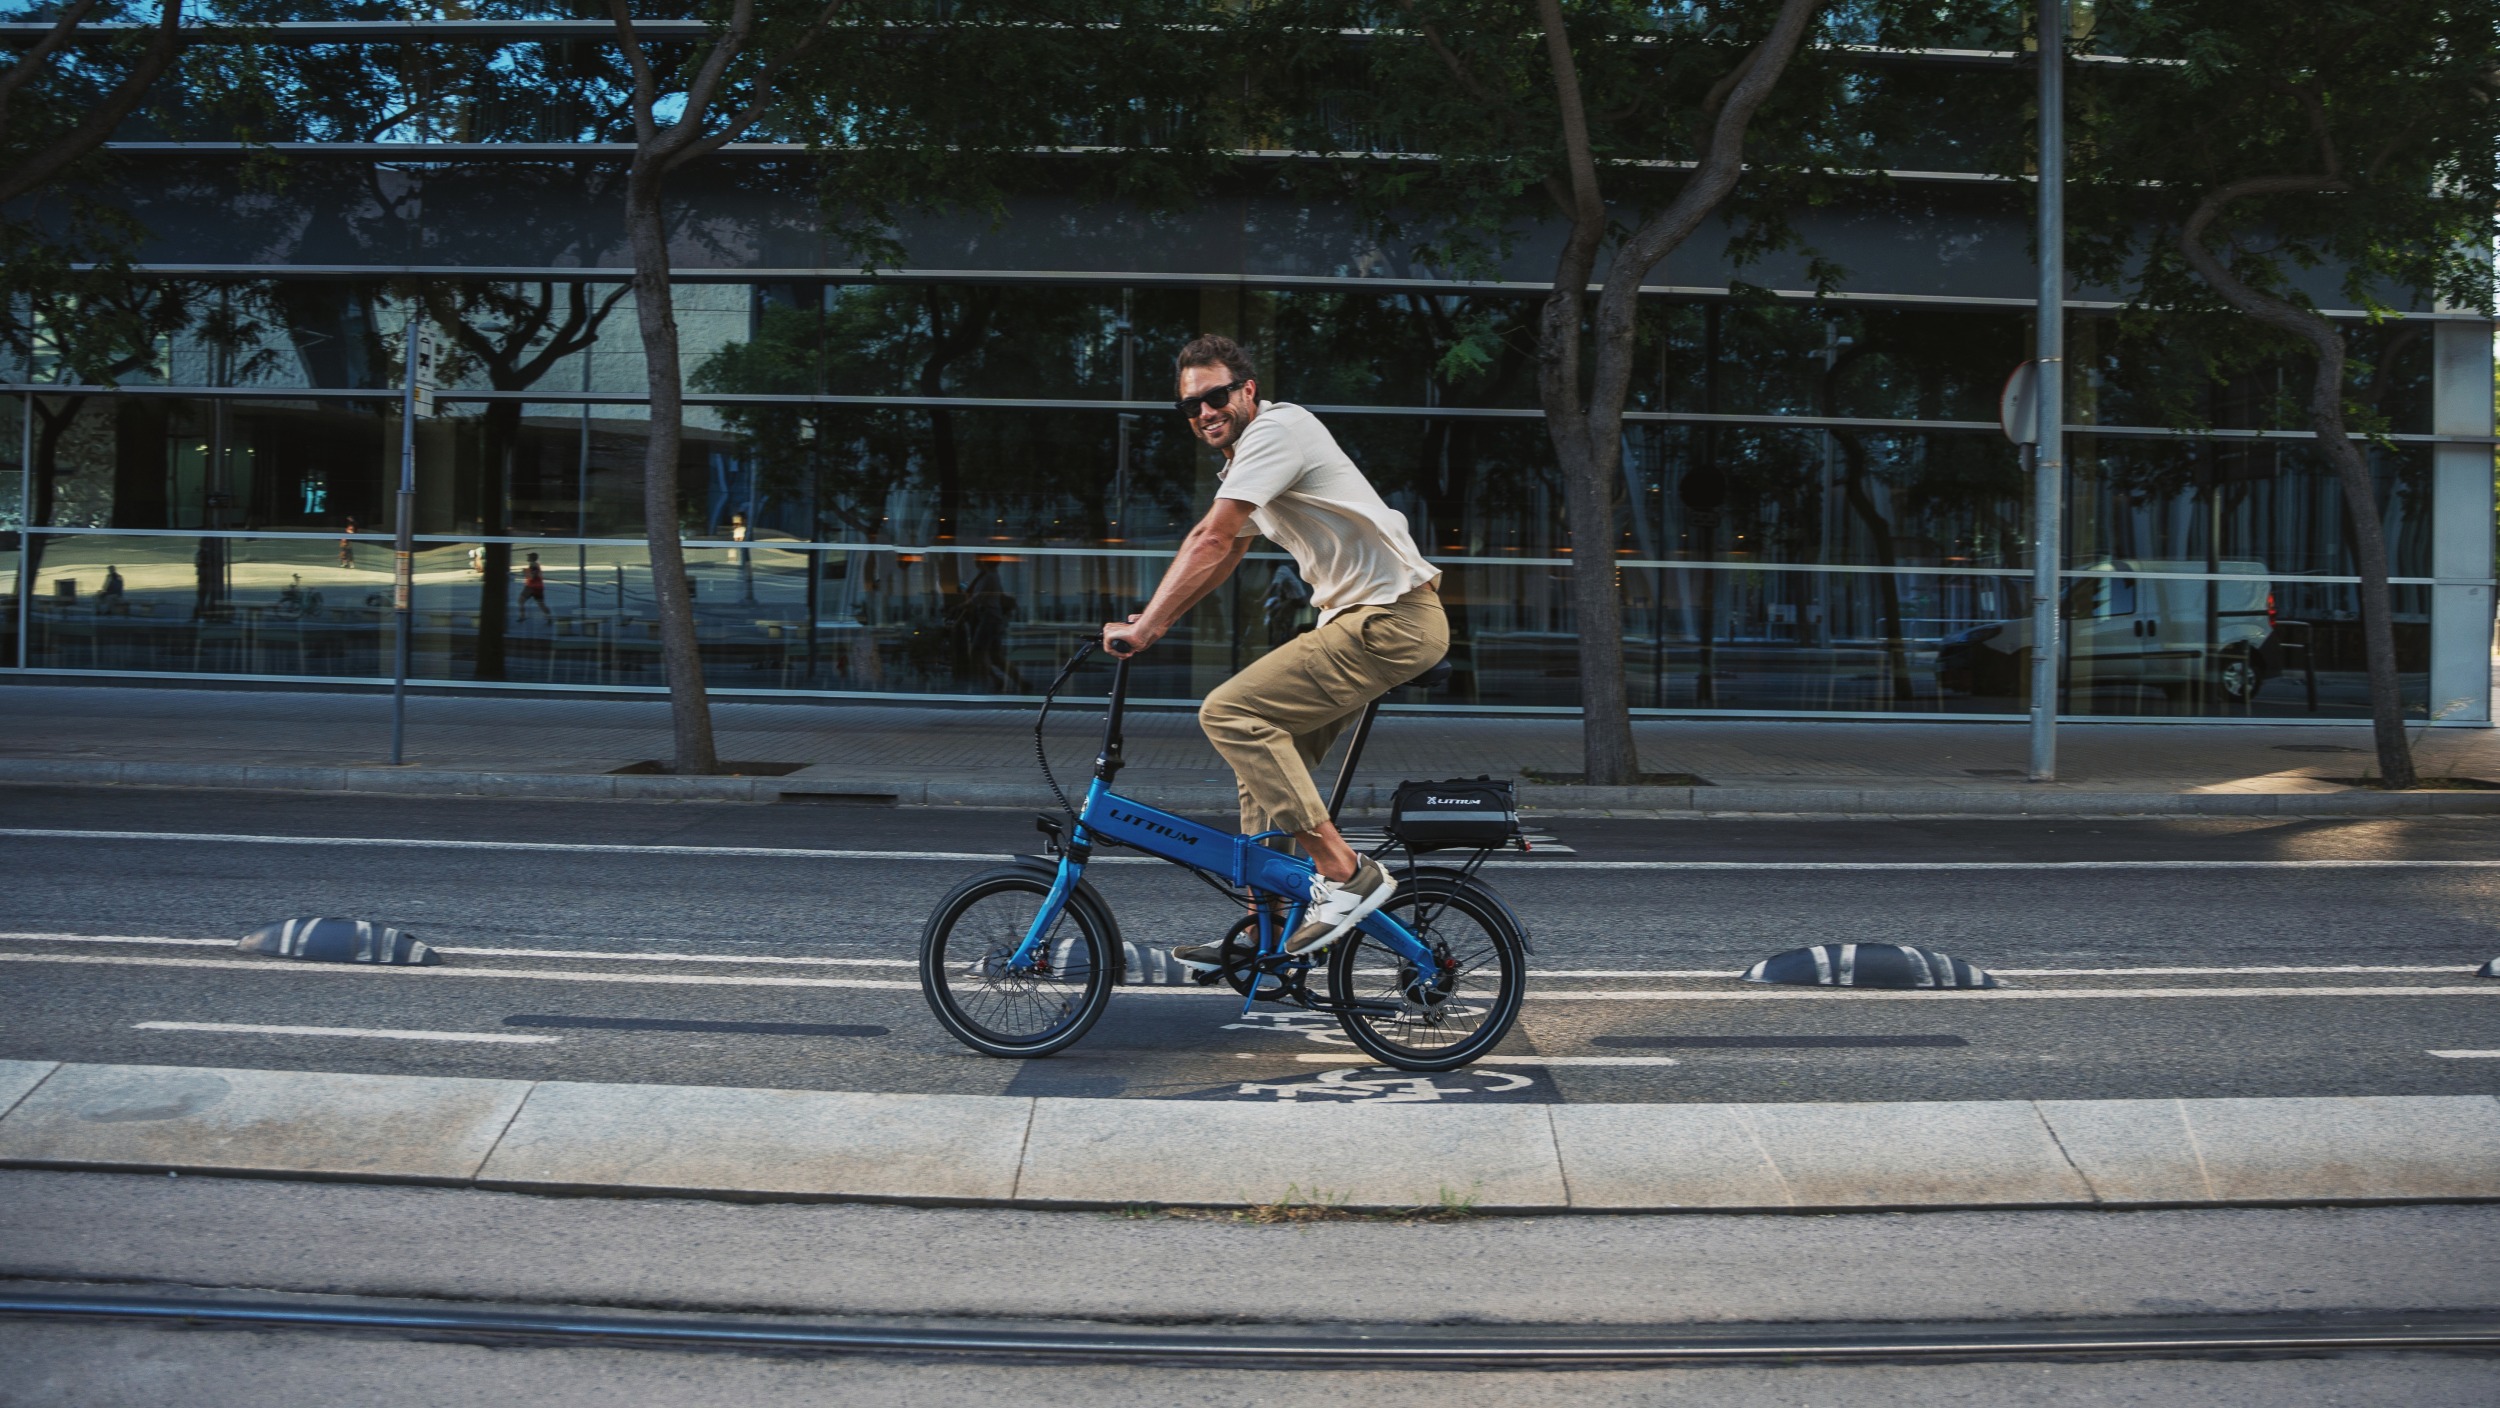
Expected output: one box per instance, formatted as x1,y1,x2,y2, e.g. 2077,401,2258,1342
6,525,2455,584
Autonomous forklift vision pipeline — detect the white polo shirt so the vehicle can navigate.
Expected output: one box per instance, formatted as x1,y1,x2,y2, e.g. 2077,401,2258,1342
1214,401,1439,624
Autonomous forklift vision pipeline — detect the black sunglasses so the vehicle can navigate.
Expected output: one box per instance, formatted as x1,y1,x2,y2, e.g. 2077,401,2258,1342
1174,378,1248,417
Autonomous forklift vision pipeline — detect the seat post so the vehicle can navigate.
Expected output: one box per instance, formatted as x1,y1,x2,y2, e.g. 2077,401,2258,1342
1323,699,1382,824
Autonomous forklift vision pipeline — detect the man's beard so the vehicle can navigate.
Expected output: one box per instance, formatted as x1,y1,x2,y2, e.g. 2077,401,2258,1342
1199,404,1252,448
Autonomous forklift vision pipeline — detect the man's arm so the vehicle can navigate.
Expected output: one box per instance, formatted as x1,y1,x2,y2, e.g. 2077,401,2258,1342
1103,499,1255,655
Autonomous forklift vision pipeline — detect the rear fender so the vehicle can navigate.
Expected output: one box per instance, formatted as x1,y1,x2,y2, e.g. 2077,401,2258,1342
1405,864,1534,955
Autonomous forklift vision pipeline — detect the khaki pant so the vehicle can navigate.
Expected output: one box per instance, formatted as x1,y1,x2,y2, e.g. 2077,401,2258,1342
1200,585,1449,837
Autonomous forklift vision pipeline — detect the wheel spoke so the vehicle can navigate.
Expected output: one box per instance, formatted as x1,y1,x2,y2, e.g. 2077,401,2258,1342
926,879,1107,1053
1332,885,1519,1064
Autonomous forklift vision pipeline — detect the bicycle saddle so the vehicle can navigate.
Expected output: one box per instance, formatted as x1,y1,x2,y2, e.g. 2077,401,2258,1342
1406,657,1454,692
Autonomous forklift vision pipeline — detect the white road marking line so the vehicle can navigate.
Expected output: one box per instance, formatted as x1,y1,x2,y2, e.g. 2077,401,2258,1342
1993,965,2469,976
14,827,2500,872
438,947,912,966
4,952,2491,1002
131,1020,558,1044
1479,859,2500,871
0,829,1012,862
1532,986,2496,1001
0,953,922,990
1288,1053,1679,1066
0,935,2478,979
0,932,233,947
1534,969,1762,978
0,934,917,965
2428,1050,2500,1058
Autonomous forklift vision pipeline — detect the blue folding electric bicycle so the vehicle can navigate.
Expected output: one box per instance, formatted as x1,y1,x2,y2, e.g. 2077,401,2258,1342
918,642,1529,1072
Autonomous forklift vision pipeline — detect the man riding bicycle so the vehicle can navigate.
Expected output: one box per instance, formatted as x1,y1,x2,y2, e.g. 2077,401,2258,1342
1102,335,1449,965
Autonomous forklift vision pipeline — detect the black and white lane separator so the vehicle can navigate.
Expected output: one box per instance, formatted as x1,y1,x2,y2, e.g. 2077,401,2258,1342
1744,943,1997,990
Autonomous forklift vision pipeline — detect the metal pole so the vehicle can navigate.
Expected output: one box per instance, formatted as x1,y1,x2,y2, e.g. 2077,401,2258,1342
2028,0,2066,781
15,393,31,671
391,313,420,765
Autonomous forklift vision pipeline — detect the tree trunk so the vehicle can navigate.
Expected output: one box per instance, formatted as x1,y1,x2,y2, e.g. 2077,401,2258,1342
21,396,80,591
2177,200,2413,787
2306,343,2416,787
1537,287,1642,784
1521,0,1820,783
624,165,719,774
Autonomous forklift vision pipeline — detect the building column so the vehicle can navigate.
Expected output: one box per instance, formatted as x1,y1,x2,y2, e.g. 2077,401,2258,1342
2427,317,2495,725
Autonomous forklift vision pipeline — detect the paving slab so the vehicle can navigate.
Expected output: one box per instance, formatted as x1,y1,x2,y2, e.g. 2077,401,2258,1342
2040,1096,2500,1202
2033,1099,2217,1202
1015,1098,1568,1210
1550,1103,1793,1208
1730,1100,2093,1207
0,1061,60,1120
0,1063,530,1182
477,1082,1032,1202
2174,1096,2500,1202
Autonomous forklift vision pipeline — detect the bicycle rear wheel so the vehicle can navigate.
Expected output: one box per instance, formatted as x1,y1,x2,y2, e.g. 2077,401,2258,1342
1325,873,1525,1071
920,868,1113,1058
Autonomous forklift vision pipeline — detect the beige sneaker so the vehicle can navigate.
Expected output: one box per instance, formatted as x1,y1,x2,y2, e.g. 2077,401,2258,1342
1284,859,1397,956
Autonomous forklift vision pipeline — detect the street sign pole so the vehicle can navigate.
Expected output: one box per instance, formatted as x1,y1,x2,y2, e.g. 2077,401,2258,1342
2029,0,2066,782
391,315,429,765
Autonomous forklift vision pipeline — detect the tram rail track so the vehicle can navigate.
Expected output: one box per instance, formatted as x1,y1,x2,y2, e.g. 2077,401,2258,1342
4,1290,2495,1367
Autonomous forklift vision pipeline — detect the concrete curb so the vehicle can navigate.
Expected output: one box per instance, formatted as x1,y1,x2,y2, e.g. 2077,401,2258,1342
3,1060,2496,1212
8,758,2500,817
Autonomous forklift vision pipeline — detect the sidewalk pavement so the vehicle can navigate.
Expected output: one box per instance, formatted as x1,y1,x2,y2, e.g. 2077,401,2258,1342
4,679,2500,816
2,1059,2495,1212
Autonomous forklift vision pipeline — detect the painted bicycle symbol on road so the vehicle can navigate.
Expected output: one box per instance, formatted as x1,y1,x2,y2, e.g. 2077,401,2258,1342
1233,1064,1535,1103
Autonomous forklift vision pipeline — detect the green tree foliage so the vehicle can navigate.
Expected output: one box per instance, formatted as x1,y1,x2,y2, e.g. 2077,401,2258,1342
2,1,233,387
609,0,1234,771
1244,0,1973,781
2057,0,2498,786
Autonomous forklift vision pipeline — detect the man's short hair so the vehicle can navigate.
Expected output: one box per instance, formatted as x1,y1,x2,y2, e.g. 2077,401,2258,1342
1176,334,1255,387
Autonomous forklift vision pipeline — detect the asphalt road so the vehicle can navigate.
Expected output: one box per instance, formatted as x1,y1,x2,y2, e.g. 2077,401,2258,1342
3,784,2497,1105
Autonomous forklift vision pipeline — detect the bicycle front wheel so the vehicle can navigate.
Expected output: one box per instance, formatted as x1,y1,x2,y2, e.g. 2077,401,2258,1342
920,868,1113,1058
1326,873,1525,1071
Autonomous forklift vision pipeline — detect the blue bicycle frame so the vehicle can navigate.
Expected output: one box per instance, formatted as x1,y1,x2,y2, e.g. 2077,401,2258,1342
1006,653,1438,1014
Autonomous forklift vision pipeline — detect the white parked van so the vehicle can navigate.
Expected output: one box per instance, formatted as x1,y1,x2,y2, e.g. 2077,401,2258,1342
1934,560,2278,703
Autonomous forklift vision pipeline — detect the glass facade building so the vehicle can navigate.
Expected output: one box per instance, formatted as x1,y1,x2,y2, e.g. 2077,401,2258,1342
5,18,2493,723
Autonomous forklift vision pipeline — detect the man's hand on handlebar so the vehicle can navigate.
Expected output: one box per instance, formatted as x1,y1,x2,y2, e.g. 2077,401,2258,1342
1102,614,1165,657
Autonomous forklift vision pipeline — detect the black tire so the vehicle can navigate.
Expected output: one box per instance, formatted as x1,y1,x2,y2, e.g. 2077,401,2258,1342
2214,650,2261,705
1325,872,1526,1071
920,868,1113,1058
